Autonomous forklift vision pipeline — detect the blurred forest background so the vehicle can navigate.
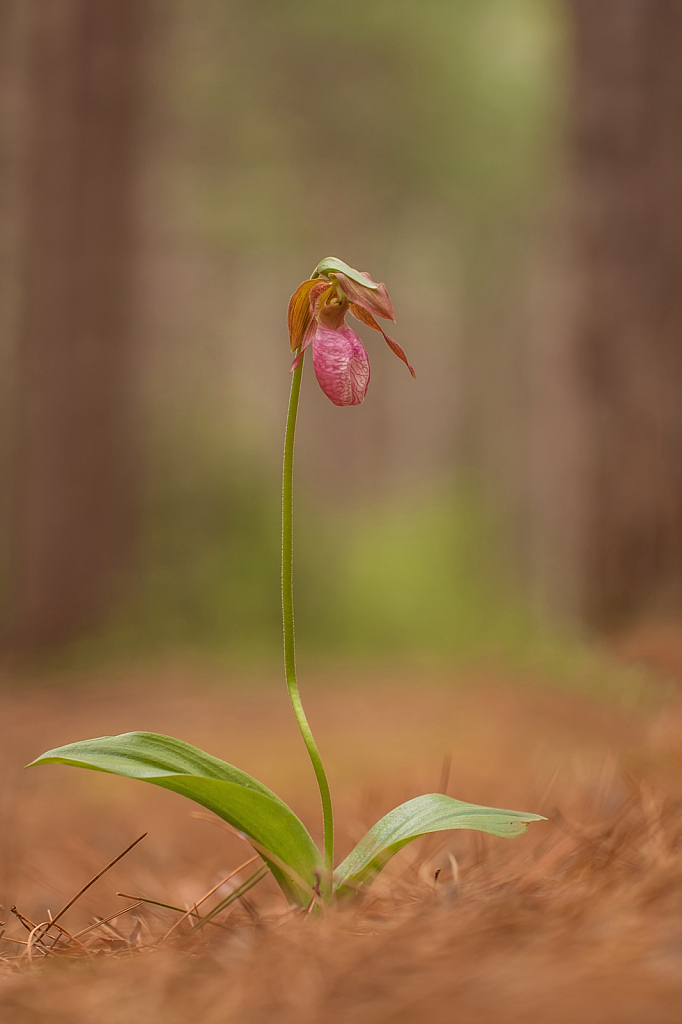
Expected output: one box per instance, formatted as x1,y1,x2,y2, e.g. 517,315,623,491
1,0,681,670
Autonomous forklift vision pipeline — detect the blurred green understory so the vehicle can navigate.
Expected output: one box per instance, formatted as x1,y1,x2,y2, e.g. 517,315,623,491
87,472,531,662
61,461,648,705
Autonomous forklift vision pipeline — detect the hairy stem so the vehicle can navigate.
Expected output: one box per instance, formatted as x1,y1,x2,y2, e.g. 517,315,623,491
282,353,334,885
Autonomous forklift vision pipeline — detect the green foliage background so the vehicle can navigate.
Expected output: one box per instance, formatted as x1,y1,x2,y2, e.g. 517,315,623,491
77,0,567,666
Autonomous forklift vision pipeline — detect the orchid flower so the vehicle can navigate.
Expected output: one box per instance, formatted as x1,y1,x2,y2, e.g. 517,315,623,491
288,257,415,406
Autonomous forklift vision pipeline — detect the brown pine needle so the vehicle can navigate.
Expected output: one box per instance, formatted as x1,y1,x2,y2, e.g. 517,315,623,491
24,923,56,961
9,908,53,956
72,902,145,940
92,919,129,943
10,907,37,934
117,893,201,917
161,855,260,942
115,894,230,932
44,922,93,958
188,866,268,933
34,833,147,946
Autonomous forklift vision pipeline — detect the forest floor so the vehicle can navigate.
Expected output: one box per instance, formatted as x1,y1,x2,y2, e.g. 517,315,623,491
2,635,682,1022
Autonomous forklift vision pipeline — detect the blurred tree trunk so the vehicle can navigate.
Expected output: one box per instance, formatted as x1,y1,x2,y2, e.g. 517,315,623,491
9,0,144,650
570,0,682,629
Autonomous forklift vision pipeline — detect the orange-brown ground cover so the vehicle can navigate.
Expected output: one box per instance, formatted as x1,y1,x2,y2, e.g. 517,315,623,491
2,660,682,1022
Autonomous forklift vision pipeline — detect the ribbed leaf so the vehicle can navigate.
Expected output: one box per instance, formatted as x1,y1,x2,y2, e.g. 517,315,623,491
28,732,322,907
312,257,379,289
334,794,545,897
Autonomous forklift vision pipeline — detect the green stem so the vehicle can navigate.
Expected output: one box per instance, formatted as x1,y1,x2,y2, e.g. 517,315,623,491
282,352,334,886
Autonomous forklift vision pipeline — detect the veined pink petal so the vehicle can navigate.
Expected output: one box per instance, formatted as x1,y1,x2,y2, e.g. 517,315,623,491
312,323,370,406
330,271,395,322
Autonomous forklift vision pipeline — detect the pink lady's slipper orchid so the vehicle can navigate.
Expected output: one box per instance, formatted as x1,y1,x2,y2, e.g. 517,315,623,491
287,257,415,406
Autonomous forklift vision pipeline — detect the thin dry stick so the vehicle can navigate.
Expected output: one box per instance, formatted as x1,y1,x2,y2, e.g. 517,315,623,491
34,832,147,946
161,855,259,942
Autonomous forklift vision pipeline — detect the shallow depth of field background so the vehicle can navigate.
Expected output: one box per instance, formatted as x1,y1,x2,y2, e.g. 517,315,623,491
1,0,572,668
3,0,680,670
3,1,682,1020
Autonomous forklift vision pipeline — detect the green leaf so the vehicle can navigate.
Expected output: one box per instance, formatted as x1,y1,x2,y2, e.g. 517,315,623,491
333,793,545,897
28,732,322,907
312,257,379,289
